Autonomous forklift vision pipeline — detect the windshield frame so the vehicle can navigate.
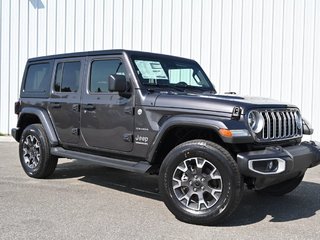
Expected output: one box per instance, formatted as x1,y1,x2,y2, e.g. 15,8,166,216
129,54,216,94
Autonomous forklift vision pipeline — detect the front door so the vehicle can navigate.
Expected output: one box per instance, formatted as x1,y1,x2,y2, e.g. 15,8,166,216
80,56,134,152
48,58,83,145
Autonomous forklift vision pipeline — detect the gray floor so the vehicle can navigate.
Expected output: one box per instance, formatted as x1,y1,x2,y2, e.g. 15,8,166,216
1,141,319,240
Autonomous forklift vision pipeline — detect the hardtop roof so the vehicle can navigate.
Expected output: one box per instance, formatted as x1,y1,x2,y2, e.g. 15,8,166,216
28,49,196,63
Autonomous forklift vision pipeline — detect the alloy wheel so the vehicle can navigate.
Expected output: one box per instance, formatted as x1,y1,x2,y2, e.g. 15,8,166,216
172,157,223,211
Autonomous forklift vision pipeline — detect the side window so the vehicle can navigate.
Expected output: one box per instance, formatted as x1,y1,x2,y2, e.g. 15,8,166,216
90,59,126,93
24,63,50,92
54,61,81,93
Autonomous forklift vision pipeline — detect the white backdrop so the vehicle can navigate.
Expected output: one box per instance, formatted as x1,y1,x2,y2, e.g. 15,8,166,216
0,0,319,140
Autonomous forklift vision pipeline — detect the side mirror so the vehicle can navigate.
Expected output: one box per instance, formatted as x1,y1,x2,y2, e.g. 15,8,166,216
108,74,127,92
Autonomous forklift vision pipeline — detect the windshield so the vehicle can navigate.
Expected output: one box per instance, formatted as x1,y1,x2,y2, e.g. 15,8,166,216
131,55,215,93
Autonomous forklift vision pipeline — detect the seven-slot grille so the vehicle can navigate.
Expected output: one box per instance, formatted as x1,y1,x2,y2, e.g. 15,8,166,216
258,109,302,141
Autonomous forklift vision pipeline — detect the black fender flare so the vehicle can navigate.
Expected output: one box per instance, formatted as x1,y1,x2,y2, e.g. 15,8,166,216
17,107,59,146
146,115,228,163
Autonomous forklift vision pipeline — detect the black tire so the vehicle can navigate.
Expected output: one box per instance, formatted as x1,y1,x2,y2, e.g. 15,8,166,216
256,174,304,196
19,124,58,178
159,140,243,225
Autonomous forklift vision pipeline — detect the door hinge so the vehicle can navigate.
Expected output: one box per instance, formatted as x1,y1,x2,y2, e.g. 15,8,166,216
123,133,133,142
231,106,242,120
72,128,80,135
124,107,134,115
72,104,80,112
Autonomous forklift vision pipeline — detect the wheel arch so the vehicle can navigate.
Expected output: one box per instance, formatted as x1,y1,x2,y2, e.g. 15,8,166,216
147,116,228,165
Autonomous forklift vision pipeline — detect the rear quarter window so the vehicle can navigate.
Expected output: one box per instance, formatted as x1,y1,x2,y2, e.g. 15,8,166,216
24,63,50,91
21,61,53,98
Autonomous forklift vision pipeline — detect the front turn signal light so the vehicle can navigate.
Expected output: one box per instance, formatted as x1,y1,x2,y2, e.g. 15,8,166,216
218,129,251,138
219,129,233,138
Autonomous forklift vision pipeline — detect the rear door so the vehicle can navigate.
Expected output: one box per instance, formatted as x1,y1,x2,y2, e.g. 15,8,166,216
80,56,134,152
48,58,84,145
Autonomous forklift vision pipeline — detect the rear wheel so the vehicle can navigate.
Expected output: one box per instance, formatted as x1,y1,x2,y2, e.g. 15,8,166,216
256,174,304,196
19,124,58,178
159,140,243,225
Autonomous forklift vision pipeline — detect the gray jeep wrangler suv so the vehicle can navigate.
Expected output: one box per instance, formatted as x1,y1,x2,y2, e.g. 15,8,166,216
12,50,320,225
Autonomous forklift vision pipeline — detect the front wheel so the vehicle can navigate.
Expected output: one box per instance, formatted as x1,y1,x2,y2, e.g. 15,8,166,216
159,140,243,225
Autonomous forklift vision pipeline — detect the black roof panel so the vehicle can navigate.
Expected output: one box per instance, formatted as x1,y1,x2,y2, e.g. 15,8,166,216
28,49,196,62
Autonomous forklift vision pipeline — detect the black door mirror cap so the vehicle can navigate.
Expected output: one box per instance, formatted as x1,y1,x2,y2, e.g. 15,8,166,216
108,74,127,92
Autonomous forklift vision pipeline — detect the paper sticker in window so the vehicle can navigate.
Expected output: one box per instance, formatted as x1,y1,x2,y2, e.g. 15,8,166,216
134,60,168,80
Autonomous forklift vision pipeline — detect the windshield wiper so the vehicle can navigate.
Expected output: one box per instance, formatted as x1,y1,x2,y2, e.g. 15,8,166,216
177,84,216,93
162,84,187,92
143,83,215,94
144,84,186,92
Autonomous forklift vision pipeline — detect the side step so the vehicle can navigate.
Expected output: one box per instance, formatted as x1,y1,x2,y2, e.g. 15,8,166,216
51,147,151,173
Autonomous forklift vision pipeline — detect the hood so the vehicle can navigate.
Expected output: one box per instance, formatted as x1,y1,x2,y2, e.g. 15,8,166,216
153,93,297,114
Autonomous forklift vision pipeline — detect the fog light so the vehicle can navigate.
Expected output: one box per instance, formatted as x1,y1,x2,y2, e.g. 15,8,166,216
248,158,286,175
252,160,278,172
267,161,274,171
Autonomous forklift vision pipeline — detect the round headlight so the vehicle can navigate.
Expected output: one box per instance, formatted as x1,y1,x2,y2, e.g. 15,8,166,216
294,111,302,129
248,111,264,133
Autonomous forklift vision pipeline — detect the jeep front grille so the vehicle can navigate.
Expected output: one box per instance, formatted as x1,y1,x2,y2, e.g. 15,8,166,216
258,109,302,141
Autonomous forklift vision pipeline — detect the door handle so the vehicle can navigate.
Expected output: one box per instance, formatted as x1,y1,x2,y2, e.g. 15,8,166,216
83,104,96,111
50,102,61,108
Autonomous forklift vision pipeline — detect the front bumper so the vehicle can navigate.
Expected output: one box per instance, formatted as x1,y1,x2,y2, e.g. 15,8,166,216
237,141,320,189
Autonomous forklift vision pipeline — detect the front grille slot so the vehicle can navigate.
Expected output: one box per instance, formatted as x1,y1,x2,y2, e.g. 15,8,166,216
259,109,302,141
